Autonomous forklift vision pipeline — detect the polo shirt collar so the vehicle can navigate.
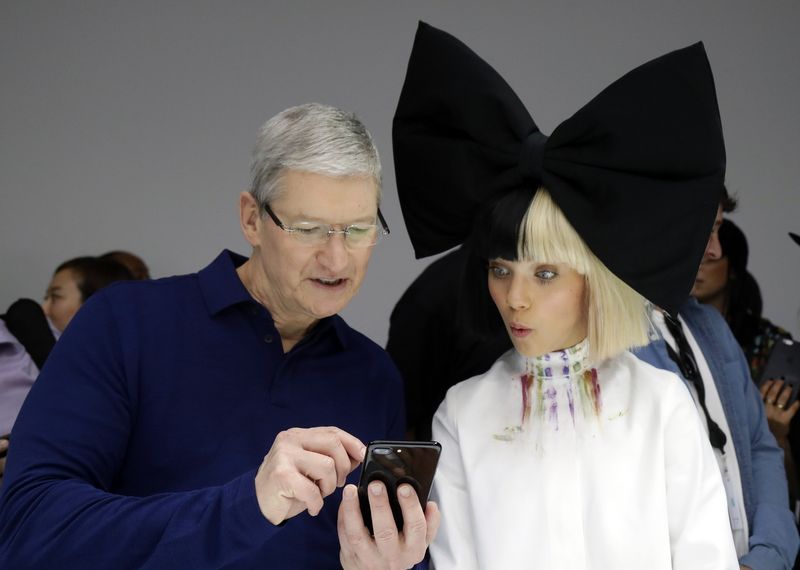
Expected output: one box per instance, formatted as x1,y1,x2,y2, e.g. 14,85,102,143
198,250,253,316
321,314,350,349
198,250,349,348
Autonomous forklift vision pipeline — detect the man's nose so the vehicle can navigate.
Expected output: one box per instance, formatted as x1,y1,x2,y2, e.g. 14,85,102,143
317,233,349,272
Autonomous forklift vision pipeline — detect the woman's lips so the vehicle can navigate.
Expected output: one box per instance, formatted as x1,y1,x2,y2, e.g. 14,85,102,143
509,323,531,338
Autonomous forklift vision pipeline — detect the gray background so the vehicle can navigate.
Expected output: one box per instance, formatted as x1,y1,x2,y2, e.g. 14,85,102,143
2,1,799,345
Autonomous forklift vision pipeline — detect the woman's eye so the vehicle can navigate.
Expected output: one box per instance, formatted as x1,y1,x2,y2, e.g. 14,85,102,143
535,269,557,281
489,265,509,278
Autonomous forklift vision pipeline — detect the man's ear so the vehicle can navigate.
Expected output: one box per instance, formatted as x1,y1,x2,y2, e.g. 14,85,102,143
239,191,262,246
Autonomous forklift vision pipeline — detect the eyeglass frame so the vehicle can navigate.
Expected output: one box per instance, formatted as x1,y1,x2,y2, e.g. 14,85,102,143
262,202,390,247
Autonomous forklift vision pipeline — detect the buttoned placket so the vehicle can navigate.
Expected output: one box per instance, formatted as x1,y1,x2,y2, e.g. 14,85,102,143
243,302,288,402
245,300,332,409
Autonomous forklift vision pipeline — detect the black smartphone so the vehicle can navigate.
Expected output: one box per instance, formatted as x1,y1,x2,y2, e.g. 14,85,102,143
760,339,800,407
357,440,441,535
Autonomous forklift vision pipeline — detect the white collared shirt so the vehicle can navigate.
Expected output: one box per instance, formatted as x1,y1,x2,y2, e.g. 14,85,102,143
430,347,737,570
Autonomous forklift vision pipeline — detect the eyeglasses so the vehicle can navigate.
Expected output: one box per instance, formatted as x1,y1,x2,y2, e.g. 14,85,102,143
262,202,390,248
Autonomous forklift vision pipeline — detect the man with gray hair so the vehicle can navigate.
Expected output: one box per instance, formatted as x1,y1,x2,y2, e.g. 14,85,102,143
0,103,439,569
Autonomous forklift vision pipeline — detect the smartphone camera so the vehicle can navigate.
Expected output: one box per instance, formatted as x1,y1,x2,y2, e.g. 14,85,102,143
357,440,441,535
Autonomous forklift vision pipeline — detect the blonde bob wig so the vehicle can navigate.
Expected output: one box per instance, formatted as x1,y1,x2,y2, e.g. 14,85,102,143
517,188,651,362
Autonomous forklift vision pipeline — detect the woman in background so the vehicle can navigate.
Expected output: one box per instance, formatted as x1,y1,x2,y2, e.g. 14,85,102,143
1,256,133,484
693,218,793,379
694,218,800,510
43,256,133,334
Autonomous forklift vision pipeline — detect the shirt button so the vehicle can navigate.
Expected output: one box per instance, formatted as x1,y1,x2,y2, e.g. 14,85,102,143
263,335,273,344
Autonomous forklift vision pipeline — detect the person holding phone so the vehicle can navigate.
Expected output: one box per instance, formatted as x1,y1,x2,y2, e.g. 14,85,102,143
392,23,737,569
0,104,438,569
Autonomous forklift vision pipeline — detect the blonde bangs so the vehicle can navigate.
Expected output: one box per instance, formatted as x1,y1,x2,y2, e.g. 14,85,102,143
518,188,651,362
518,189,592,275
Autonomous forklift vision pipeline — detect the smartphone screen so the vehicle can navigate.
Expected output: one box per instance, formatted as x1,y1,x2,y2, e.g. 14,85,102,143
760,339,800,406
357,440,441,535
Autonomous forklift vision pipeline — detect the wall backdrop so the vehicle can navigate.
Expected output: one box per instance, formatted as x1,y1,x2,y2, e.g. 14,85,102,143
2,0,799,344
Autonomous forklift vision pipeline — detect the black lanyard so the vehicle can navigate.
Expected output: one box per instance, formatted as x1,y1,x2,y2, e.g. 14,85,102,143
662,313,728,452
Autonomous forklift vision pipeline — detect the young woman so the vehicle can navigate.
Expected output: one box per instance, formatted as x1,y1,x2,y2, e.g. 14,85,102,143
43,256,133,333
392,23,737,569
429,189,735,568
694,217,800,509
693,217,793,380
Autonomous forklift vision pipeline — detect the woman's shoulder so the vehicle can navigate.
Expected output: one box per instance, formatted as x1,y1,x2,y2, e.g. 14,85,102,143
603,350,689,397
442,349,519,403
597,352,699,428
434,348,526,438
757,317,792,341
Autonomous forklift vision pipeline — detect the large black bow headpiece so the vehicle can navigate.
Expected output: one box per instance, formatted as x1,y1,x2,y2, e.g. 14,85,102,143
393,22,726,316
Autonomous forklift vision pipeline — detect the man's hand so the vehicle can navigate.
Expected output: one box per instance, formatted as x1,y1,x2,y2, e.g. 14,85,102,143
254,427,365,525
760,379,800,443
338,481,440,570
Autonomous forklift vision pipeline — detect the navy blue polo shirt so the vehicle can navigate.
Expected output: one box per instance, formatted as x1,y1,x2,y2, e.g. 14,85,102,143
0,250,405,569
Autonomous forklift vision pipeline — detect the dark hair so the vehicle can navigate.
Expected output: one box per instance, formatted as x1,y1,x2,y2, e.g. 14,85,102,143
717,219,762,348
721,184,738,213
99,250,150,280
55,257,134,302
457,188,535,338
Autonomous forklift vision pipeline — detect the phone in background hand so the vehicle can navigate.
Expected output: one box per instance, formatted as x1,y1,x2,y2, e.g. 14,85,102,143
760,339,800,407
357,440,441,535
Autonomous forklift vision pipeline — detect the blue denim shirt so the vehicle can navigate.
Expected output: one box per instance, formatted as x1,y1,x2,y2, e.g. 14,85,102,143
635,298,799,570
